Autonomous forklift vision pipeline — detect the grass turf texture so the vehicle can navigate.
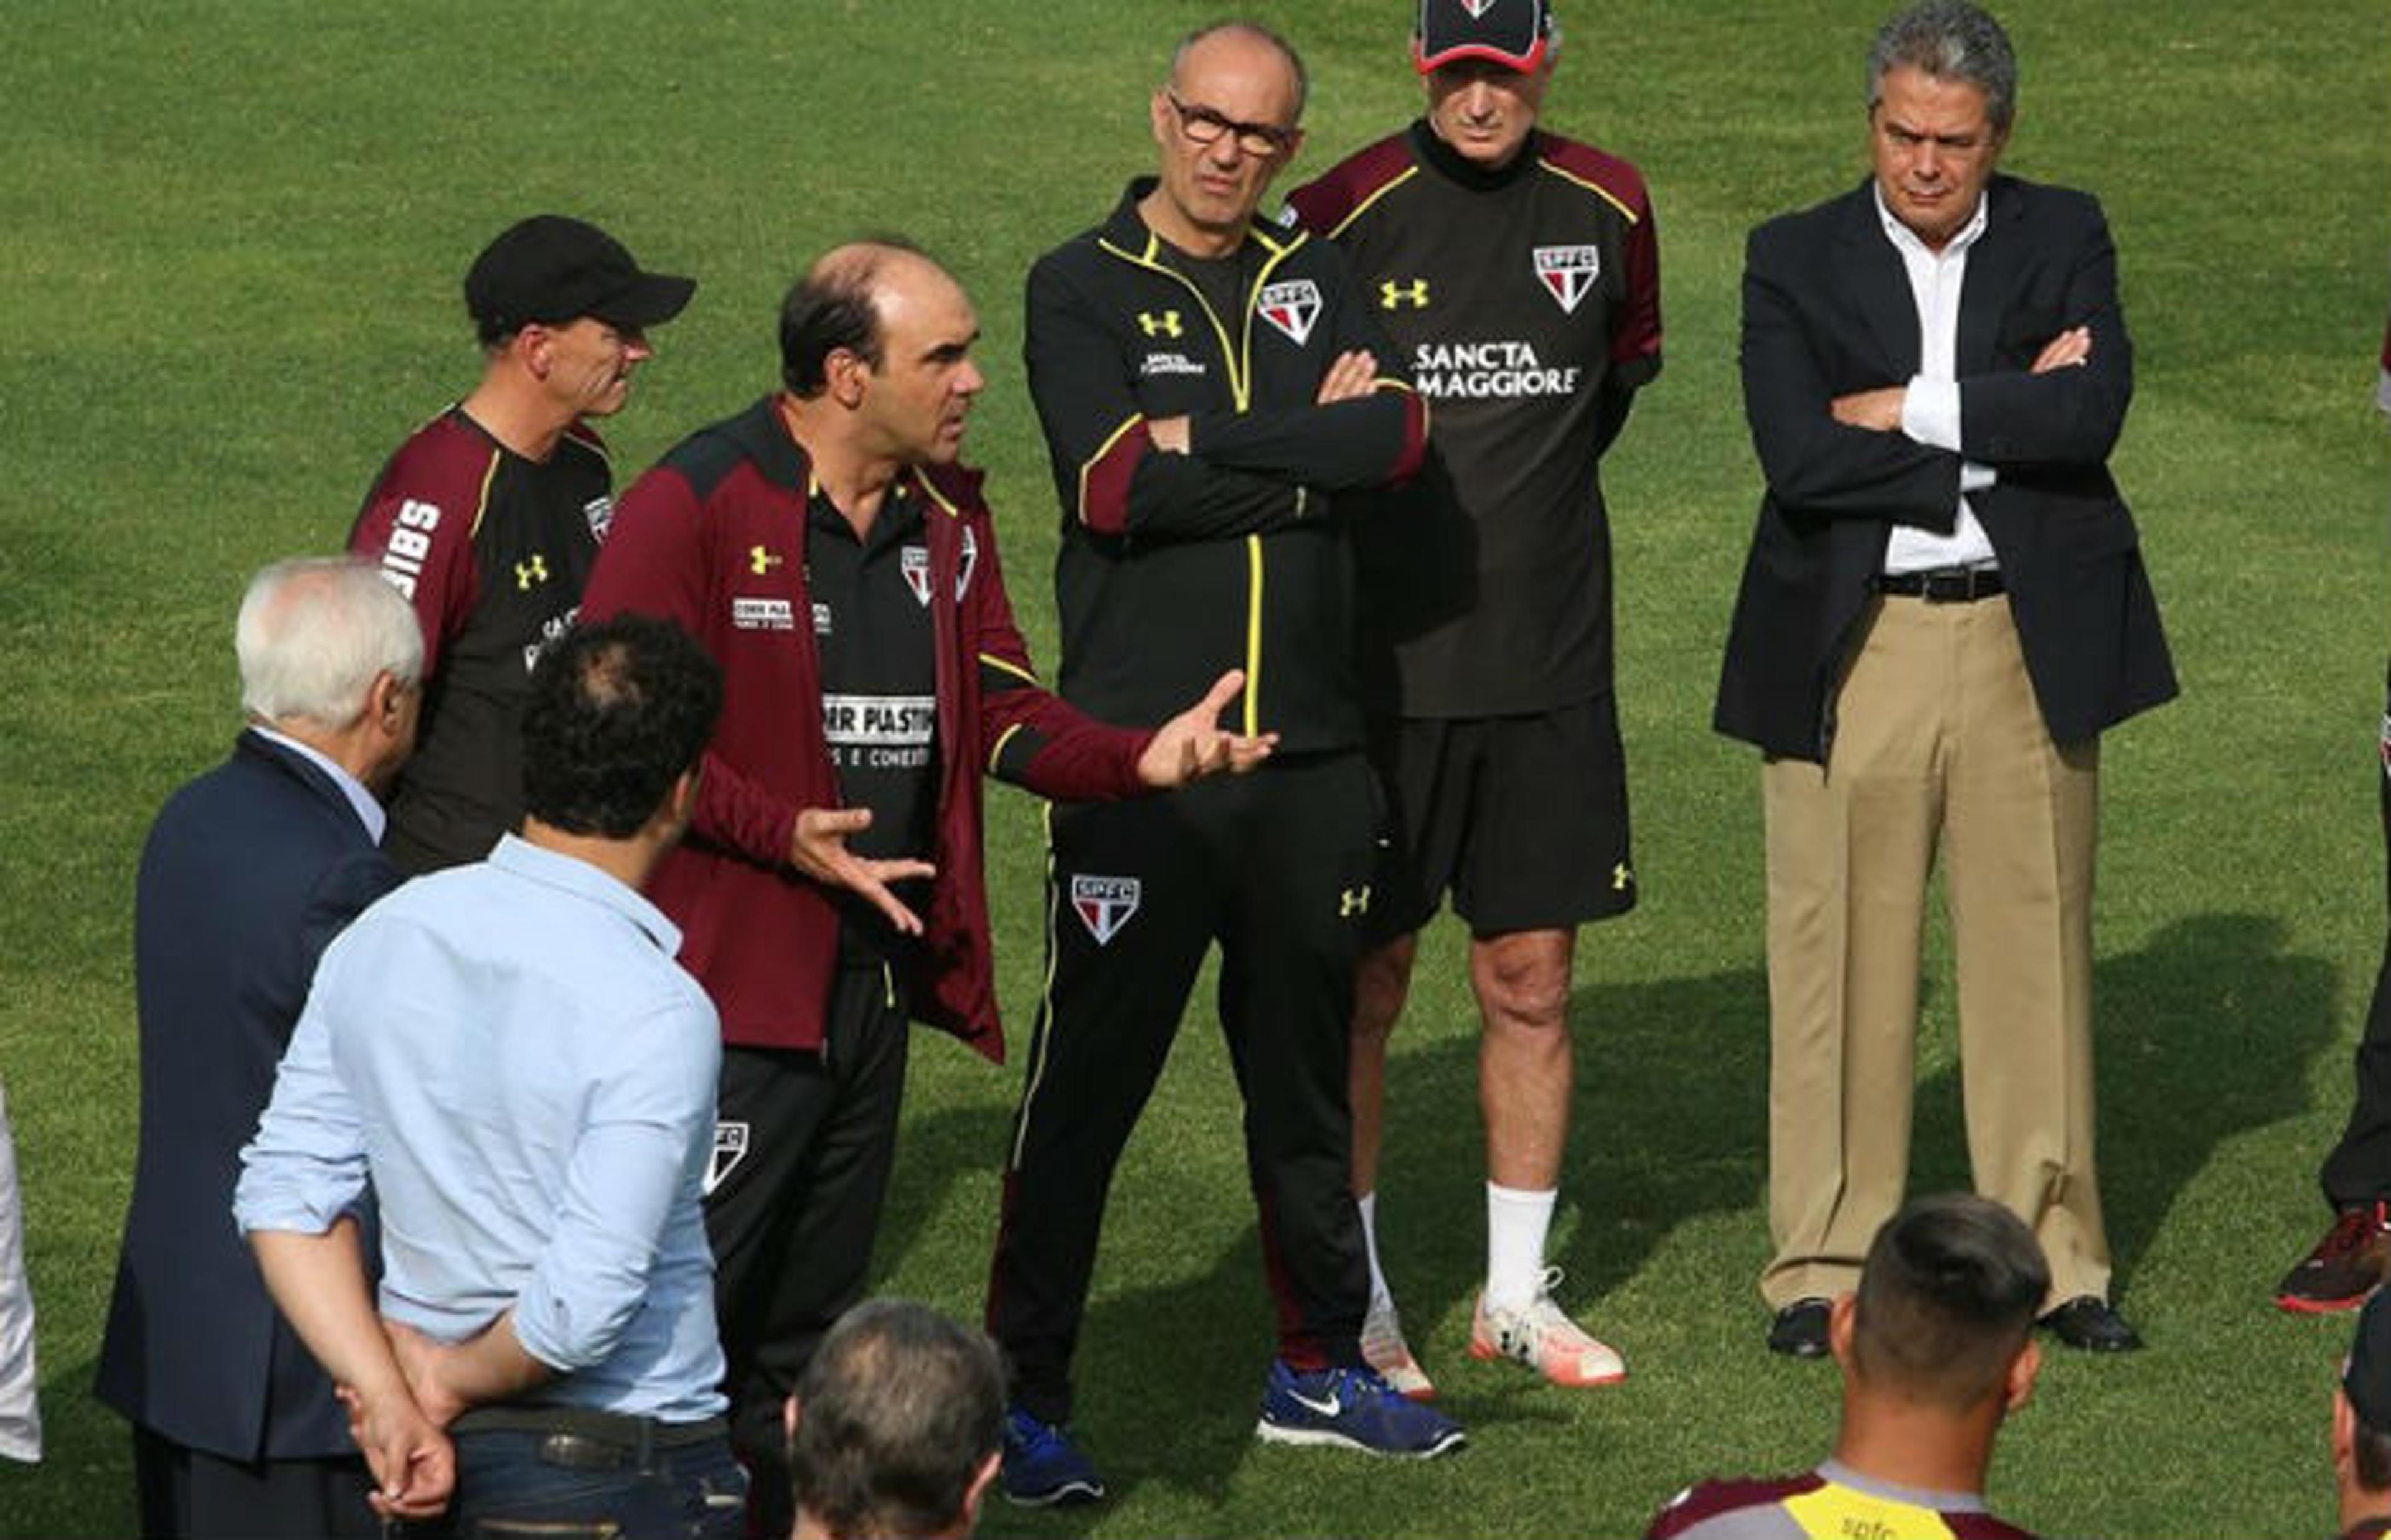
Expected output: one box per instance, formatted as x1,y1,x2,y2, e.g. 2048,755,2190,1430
2,1,2385,1534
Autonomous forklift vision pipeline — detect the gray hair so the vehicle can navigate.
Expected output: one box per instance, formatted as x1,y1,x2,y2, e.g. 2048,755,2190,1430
235,557,423,728
1169,19,1310,122
1867,1,2017,132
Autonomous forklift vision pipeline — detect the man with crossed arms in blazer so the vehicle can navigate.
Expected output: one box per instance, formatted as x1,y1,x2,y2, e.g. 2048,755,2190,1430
1714,0,2176,1361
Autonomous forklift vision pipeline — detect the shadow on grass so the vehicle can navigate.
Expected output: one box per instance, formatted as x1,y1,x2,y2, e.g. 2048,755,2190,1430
1903,911,2334,1305
910,911,2334,1518
869,1095,1012,1293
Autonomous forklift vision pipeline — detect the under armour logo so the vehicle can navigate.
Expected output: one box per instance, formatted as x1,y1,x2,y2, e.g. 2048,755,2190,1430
1613,862,1633,892
1380,279,1430,309
750,545,783,576
514,554,549,590
1138,309,1184,338
1339,885,1372,918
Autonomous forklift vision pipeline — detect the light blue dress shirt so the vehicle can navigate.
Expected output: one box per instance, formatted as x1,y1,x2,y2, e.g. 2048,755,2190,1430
236,835,725,1421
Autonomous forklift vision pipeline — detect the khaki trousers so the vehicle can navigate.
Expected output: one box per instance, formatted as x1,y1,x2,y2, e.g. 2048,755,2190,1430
1760,594,2110,1308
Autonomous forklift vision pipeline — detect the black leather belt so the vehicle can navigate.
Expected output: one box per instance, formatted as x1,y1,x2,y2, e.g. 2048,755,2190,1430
451,1406,728,1471
1877,566,2005,603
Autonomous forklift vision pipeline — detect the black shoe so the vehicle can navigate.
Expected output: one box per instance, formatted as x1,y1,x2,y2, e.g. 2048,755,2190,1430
2276,1203,2391,1314
2039,1295,2142,1352
1767,1297,1831,1358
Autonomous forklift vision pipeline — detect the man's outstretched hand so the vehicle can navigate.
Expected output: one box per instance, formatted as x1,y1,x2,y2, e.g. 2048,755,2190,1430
1137,669,1278,788
789,808,937,935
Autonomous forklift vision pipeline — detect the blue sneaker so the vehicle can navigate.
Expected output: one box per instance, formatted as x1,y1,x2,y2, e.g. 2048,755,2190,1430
1254,1359,1466,1458
1001,1406,1105,1506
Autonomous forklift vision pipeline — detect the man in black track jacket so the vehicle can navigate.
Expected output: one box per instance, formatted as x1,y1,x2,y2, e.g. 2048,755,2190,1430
983,17,1463,1508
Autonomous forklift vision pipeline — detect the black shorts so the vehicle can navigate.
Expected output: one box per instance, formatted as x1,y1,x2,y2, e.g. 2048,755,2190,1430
1367,694,1636,939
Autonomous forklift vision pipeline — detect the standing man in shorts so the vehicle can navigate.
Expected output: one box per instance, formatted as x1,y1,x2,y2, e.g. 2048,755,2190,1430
351,215,694,873
1288,0,1661,1396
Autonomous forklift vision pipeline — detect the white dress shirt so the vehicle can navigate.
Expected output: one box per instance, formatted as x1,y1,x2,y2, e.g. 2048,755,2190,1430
1876,186,1999,575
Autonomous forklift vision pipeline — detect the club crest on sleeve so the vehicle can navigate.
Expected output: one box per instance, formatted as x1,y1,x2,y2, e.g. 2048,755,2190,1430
1258,279,1322,346
901,545,933,606
1533,245,1601,314
1070,874,1141,946
705,1121,750,1195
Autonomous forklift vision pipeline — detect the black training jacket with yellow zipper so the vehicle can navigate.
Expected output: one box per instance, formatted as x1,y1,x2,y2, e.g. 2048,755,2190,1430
1025,176,1425,755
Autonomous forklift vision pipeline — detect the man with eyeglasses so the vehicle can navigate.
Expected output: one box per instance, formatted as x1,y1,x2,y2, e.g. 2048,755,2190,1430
350,215,695,876
1289,0,1660,1401
985,17,1461,1508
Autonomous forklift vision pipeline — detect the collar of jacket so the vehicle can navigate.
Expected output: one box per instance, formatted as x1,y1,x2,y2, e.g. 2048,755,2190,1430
1098,176,1309,263
713,393,981,519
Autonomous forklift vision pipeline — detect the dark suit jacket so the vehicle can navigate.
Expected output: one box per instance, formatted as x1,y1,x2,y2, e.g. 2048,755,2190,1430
95,731,397,1460
1713,173,2177,762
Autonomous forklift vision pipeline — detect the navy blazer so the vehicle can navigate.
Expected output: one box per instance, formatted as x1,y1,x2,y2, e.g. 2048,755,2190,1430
1713,173,2177,762
96,731,398,1460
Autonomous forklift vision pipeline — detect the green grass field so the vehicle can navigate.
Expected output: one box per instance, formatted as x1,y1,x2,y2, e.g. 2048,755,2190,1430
4,1,2387,1534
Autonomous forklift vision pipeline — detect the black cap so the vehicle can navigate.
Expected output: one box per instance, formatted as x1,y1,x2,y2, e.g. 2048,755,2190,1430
1415,0,1554,74
463,215,696,342
2351,1289,2391,1429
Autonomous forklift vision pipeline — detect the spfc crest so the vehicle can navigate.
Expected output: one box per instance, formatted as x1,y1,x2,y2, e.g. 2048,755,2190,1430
1533,245,1601,315
1459,0,1496,15
583,495,615,542
1070,874,1141,946
705,1121,750,1195
956,525,979,601
901,545,933,606
1258,279,1323,347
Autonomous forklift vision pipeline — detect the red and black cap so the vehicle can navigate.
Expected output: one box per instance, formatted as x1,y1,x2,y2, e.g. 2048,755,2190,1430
464,215,696,341
1415,0,1554,75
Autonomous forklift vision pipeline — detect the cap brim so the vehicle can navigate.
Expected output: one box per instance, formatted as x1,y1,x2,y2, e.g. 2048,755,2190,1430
587,271,697,330
1413,36,1547,75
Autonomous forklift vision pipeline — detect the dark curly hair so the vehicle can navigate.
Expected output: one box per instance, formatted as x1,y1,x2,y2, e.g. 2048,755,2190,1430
521,614,722,838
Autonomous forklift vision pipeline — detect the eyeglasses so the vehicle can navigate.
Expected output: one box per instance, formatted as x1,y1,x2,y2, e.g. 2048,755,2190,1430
1166,93,1297,159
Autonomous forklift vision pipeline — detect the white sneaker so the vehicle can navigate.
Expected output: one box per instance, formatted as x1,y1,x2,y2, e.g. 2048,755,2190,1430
1359,1295,1436,1401
1469,1267,1625,1387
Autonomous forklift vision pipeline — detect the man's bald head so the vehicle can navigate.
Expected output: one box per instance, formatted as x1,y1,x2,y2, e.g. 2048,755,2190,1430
1167,20,1309,119
780,238,954,398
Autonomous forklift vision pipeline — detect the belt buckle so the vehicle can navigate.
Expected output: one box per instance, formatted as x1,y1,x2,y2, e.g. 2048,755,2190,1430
1926,567,1984,603
538,1432,626,1472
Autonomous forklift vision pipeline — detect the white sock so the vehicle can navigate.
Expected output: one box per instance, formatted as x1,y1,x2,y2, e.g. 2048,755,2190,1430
1358,1191,1394,1311
1485,1182,1557,1312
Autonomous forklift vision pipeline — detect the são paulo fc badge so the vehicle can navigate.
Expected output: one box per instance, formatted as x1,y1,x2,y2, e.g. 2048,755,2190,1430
901,545,933,606
1070,874,1141,945
1533,245,1601,315
1257,279,1322,346
705,1121,749,1196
